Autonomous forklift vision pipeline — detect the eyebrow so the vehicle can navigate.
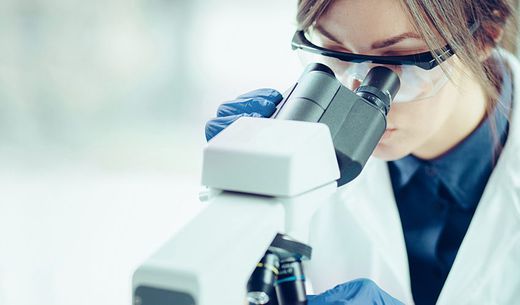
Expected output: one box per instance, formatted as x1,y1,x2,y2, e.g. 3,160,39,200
314,24,423,50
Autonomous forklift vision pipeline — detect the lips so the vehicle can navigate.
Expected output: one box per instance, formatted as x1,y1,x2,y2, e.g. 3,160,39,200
381,128,397,141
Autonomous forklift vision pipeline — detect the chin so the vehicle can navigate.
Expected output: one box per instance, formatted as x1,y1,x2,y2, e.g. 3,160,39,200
372,141,411,161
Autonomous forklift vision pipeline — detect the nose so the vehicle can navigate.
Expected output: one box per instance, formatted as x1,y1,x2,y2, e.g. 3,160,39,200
350,79,362,91
339,76,363,91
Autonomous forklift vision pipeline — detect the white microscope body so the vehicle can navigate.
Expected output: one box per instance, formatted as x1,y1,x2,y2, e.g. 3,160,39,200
132,62,400,305
132,117,340,305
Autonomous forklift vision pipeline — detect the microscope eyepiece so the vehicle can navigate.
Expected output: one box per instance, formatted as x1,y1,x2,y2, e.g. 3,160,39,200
303,62,335,76
355,66,400,115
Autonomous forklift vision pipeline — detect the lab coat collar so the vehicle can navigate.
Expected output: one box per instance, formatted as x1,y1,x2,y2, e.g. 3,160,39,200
346,48,520,304
436,49,520,303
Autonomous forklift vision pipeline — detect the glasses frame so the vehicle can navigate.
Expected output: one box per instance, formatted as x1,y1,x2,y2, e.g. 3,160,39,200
291,21,480,70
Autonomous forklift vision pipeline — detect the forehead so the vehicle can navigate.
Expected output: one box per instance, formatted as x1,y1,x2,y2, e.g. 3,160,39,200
316,0,420,46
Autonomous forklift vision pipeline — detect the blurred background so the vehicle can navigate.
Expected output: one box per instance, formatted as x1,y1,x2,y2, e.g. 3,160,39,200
0,0,301,304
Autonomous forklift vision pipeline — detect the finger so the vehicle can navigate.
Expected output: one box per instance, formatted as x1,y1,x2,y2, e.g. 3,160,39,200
205,112,263,141
217,97,279,117
217,89,283,117
236,88,283,102
326,278,366,299
321,279,403,305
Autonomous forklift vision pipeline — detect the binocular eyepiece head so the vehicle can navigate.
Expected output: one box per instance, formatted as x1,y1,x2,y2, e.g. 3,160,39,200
273,62,401,185
304,63,400,115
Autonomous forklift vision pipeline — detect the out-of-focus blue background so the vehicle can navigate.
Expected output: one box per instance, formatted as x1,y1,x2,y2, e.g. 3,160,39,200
0,1,300,304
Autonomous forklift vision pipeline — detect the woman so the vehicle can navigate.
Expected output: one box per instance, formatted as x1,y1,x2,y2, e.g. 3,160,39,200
206,0,520,304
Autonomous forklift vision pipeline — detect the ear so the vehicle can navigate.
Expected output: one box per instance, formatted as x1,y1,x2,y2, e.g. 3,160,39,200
479,27,505,61
478,11,506,61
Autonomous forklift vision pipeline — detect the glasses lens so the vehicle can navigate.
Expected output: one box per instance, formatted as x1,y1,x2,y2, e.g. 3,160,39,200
390,61,452,103
299,30,453,103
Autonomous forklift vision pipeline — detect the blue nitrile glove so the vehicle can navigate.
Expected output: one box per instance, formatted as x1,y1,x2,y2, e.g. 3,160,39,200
205,88,283,141
307,279,404,305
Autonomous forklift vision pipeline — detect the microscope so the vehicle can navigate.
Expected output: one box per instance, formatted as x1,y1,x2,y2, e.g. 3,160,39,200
132,63,400,305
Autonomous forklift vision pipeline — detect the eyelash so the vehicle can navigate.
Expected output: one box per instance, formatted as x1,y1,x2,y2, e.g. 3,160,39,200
322,42,350,52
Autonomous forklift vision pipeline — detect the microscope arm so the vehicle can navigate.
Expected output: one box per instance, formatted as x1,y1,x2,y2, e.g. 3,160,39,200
133,191,285,305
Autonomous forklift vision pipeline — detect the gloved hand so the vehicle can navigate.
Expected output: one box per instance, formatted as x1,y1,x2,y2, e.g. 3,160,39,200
308,279,404,305
205,88,283,141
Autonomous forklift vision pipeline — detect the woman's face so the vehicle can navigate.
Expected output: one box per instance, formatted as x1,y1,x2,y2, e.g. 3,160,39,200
315,0,483,161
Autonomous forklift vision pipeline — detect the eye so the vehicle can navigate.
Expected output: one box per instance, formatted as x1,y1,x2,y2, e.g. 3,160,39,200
307,29,352,52
381,51,407,56
381,46,430,56
314,35,351,52
322,42,351,53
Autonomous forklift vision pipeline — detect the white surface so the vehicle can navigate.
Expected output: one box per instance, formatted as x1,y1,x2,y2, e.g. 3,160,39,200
202,117,340,196
135,114,342,304
132,180,338,305
133,191,284,305
0,170,205,305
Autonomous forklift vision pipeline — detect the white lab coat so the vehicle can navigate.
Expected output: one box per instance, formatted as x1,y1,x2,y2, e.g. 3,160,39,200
306,50,520,305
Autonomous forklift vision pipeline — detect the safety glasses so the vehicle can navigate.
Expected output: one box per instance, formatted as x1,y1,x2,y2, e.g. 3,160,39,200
291,22,479,103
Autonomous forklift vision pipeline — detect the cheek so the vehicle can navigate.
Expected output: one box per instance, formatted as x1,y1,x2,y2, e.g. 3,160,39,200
373,95,454,160
391,102,443,135
371,65,463,161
